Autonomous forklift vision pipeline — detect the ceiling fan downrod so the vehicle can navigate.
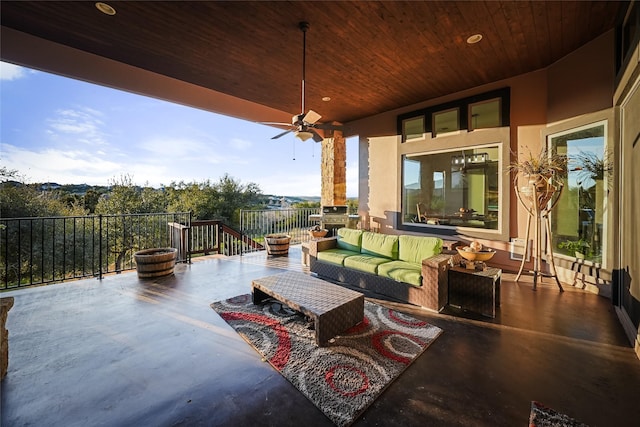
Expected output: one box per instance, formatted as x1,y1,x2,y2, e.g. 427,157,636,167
299,21,309,115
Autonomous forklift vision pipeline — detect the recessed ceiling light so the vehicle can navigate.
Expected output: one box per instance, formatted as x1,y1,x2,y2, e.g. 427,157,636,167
322,96,331,102
95,2,116,16
466,34,482,44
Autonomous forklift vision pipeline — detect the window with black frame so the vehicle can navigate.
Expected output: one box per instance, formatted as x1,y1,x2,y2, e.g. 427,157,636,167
398,88,509,142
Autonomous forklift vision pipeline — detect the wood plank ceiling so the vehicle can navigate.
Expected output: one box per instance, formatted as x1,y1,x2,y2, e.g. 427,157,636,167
0,1,625,125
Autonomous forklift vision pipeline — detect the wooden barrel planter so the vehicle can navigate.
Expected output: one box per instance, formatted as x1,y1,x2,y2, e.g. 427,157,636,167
264,234,291,256
134,248,177,279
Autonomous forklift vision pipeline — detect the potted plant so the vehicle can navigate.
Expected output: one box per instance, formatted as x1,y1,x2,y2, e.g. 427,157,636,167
508,146,567,209
508,146,567,178
557,238,590,259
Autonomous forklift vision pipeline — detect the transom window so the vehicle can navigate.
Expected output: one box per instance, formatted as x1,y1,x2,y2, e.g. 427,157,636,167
398,87,509,142
433,108,459,136
469,98,501,130
402,116,425,141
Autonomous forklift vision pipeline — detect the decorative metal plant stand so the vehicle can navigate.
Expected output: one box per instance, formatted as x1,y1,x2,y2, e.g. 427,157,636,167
514,174,564,291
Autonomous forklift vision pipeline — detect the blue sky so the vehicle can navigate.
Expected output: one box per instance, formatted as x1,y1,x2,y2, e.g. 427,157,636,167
0,61,358,197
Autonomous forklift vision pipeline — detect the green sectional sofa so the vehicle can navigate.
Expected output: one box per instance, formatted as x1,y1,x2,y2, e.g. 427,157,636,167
309,228,459,311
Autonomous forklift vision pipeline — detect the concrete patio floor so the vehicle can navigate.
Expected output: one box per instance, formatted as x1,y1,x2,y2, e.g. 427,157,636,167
1,245,639,426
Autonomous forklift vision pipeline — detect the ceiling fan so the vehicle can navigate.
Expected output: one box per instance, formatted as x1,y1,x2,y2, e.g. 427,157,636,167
264,21,342,143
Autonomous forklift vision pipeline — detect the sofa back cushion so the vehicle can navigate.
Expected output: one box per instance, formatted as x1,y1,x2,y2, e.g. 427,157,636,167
361,232,399,260
336,228,363,252
398,235,443,264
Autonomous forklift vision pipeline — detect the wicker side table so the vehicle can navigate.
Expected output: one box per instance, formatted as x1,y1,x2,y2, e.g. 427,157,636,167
448,267,501,318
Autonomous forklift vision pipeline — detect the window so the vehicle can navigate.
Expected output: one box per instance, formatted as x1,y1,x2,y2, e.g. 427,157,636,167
550,122,608,264
402,146,500,230
402,116,425,141
468,98,501,130
397,87,509,142
433,108,459,136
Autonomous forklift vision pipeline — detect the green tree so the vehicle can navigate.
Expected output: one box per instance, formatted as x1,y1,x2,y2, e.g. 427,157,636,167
166,175,263,225
83,189,100,213
166,180,218,220
94,175,167,215
94,175,169,271
0,167,85,218
212,174,263,225
1,167,86,287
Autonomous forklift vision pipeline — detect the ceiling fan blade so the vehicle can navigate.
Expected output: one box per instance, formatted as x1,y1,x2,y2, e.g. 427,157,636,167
272,129,293,139
303,109,322,124
260,121,294,127
313,123,343,131
310,129,323,143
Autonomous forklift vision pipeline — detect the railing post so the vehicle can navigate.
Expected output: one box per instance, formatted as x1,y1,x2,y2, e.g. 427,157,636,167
239,210,244,257
221,221,226,255
98,214,103,280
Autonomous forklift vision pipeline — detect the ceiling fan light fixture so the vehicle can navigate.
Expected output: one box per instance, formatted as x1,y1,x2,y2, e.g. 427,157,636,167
295,131,314,142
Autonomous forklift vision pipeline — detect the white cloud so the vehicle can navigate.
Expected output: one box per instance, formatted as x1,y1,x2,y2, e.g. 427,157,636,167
0,62,27,81
47,107,108,146
1,143,124,185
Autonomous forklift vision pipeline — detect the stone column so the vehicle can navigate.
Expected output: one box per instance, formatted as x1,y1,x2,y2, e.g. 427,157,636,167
1,297,14,380
320,130,347,206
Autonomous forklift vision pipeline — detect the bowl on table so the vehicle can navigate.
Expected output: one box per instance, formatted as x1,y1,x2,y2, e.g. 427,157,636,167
456,247,496,262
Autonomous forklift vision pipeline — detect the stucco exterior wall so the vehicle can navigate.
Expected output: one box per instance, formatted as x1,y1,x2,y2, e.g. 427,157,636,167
548,31,616,123
349,30,617,275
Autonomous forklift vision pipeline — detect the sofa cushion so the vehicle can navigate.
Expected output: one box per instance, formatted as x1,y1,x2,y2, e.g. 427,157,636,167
317,248,359,266
343,255,391,275
336,228,363,252
398,235,443,264
361,232,399,260
377,260,422,287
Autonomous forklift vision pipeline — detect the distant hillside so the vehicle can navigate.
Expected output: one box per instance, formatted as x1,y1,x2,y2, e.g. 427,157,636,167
29,182,321,205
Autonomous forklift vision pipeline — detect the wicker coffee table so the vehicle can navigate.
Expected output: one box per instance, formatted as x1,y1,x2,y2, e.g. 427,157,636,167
251,271,364,346
448,266,501,318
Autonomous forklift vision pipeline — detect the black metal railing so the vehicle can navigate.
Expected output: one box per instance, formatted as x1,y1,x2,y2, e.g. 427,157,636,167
1,213,190,290
1,208,322,289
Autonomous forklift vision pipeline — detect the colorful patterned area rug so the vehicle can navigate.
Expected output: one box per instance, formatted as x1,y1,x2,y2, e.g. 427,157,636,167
211,294,442,427
529,401,589,427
